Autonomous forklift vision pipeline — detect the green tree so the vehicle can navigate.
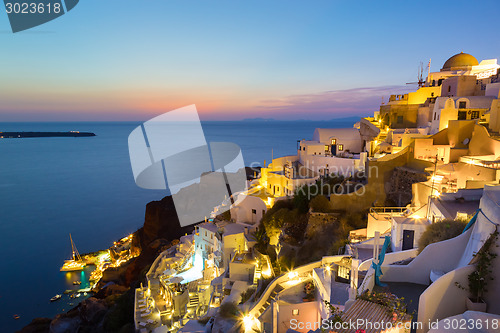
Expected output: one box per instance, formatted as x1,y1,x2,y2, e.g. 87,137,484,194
293,185,312,213
418,219,467,253
252,225,268,253
309,195,332,213
219,301,239,319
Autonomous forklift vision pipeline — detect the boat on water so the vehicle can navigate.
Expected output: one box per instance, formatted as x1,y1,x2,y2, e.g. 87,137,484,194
76,293,81,298
50,294,62,302
13,314,20,320
73,281,82,285
60,234,86,272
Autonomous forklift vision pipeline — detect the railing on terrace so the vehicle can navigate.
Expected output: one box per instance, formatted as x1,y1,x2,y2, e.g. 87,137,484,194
369,207,408,220
370,207,407,214
369,205,427,221
459,156,500,169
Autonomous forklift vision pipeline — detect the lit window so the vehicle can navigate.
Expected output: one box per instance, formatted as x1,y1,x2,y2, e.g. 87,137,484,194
338,144,344,151
292,309,299,316
325,145,329,151
331,139,336,145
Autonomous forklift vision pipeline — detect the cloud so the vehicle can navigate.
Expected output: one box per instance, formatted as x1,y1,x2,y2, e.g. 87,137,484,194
253,85,416,119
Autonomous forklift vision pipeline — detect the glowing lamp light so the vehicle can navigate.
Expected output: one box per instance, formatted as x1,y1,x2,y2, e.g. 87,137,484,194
412,214,422,219
431,175,443,182
242,315,253,329
262,269,272,278
325,265,331,272
288,271,298,279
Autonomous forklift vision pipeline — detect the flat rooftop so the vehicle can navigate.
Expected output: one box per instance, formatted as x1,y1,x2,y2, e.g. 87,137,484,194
432,197,480,219
231,251,255,264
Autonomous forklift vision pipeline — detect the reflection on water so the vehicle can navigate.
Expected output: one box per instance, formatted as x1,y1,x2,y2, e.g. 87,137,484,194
50,266,95,313
1,120,355,332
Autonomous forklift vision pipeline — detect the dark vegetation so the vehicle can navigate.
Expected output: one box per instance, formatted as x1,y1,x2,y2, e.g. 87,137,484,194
254,174,368,271
219,302,239,319
456,230,498,302
418,219,467,253
102,288,136,332
239,287,256,304
254,278,273,299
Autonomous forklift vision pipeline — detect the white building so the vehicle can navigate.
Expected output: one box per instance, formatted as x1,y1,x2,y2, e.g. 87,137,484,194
260,127,371,198
427,53,500,86
193,222,222,264
230,193,267,225
358,185,500,333
429,95,495,134
297,128,368,177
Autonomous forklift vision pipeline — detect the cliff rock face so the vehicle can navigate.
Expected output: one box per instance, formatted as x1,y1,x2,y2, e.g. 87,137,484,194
78,297,108,326
122,196,195,285
16,318,51,333
47,297,107,333
20,195,197,333
140,195,195,248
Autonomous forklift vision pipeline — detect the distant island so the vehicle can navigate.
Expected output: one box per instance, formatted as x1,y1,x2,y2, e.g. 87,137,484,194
242,117,277,122
0,131,96,138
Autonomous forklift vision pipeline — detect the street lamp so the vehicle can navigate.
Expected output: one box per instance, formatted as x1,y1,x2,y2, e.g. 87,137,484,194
241,314,260,332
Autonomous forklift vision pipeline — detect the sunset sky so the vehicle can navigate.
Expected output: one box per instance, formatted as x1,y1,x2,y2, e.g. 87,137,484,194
1,0,499,121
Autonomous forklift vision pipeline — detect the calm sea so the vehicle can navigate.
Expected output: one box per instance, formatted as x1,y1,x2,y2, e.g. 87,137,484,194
0,120,354,331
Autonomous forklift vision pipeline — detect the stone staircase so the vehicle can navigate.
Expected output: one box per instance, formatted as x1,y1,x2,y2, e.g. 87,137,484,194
188,294,199,308
255,284,284,316
253,266,262,284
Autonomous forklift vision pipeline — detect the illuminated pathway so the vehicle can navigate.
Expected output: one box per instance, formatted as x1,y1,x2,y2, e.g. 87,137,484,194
242,255,351,332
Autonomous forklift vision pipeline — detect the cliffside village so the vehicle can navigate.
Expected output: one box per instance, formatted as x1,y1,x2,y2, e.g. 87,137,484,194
133,53,500,333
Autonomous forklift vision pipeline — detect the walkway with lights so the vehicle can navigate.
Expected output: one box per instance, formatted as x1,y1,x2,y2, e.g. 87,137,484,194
247,255,351,320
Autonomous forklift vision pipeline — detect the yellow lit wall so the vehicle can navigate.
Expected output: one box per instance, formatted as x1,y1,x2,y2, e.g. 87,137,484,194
407,86,441,104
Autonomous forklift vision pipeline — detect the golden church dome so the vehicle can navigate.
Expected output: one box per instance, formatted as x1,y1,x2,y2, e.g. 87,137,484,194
442,52,479,70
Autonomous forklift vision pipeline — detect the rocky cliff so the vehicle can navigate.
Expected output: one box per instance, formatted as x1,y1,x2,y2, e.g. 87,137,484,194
19,195,196,333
